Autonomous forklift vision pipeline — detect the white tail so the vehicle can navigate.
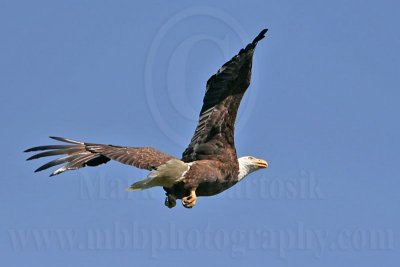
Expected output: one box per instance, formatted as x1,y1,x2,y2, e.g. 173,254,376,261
126,159,190,191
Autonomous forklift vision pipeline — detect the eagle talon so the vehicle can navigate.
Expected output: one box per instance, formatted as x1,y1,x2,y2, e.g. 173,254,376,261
164,194,176,208
182,190,197,209
24,29,269,210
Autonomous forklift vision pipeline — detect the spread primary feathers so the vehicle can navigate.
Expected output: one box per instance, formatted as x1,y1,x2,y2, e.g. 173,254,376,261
25,29,269,209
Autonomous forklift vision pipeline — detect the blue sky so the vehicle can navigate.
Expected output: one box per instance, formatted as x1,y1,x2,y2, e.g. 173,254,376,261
1,0,399,266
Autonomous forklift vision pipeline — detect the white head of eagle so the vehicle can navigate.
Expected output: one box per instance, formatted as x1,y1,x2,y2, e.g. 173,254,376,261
25,29,270,209
238,156,268,181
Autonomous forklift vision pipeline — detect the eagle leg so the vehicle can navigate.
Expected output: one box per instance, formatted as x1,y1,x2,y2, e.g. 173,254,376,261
182,190,197,209
164,194,176,209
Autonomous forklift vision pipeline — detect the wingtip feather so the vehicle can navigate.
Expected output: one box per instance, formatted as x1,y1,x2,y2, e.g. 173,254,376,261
252,28,268,44
49,136,82,144
24,147,37,153
26,155,36,161
51,166,67,176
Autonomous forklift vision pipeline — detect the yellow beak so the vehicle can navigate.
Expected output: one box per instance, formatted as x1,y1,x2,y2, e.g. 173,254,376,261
255,159,268,169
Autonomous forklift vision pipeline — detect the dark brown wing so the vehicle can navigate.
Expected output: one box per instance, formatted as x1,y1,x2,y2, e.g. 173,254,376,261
25,136,176,176
181,29,267,162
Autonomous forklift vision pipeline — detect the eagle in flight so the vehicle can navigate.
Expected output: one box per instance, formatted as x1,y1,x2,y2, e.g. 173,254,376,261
25,29,269,209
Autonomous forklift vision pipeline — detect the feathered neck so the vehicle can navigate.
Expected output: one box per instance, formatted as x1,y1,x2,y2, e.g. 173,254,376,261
238,157,256,181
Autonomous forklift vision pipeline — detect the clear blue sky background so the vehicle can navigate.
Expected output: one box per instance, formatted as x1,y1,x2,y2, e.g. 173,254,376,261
1,0,399,266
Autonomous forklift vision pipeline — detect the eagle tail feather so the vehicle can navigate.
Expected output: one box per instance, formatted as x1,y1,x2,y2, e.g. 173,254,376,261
126,159,190,192
125,178,156,191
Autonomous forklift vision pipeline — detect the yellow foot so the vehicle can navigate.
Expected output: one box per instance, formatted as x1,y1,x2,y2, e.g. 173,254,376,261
164,194,176,208
182,190,197,209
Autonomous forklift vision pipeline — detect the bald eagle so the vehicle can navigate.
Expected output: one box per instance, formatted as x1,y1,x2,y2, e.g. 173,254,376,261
25,29,269,209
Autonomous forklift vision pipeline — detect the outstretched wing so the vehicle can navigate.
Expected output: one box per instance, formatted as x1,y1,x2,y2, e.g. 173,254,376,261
182,29,267,162
25,136,176,176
